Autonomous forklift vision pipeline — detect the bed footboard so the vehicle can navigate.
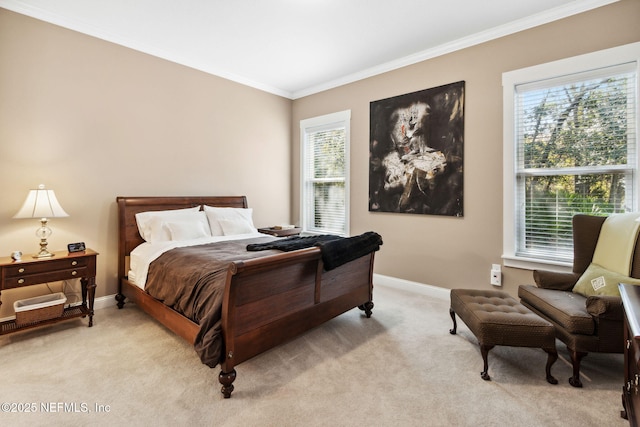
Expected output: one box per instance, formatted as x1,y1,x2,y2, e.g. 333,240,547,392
116,195,377,399
218,247,375,398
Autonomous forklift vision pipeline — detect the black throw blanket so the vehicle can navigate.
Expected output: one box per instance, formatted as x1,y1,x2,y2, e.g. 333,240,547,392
247,231,383,270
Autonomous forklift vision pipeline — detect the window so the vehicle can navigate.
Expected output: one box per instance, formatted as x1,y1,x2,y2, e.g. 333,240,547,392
503,42,640,270
300,110,350,236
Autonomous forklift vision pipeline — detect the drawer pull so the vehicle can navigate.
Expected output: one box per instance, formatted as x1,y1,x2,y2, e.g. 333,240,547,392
71,271,78,276
18,268,25,273
18,278,25,284
71,261,78,266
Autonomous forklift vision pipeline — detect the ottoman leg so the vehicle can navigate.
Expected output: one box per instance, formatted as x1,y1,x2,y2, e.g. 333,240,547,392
449,308,457,334
480,344,494,381
544,348,558,385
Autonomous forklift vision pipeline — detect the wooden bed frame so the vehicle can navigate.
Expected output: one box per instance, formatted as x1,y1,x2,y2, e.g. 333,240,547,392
116,196,375,398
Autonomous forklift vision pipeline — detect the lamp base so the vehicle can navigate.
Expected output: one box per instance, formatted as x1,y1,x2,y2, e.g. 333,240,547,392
33,251,55,259
33,236,54,258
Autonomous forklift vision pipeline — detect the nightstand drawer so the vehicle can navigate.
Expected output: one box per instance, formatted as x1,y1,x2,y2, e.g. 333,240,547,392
4,257,88,278
4,266,88,289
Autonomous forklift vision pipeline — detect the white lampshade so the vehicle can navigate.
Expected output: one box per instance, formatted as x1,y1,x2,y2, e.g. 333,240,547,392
13,184,69,258
13,184,69,219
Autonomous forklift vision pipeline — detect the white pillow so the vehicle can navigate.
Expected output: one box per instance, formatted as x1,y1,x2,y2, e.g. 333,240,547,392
203,205,257,236
135,206,200,241
218,218,256,235
165,218,211,241
150,211,211,243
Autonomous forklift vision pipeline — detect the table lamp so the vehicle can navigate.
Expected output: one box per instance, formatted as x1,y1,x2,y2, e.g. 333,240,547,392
13,184,69,258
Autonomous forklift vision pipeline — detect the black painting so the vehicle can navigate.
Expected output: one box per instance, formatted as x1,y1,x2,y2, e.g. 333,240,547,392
369,81,464,216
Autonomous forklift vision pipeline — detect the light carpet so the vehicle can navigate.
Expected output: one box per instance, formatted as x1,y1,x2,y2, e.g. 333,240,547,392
0,283,627,426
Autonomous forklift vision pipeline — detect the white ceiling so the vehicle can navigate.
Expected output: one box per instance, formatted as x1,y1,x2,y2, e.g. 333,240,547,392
0,0,619,99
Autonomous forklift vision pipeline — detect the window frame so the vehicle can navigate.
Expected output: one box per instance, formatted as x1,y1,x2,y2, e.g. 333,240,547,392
300,110,351,236
502,42,640,271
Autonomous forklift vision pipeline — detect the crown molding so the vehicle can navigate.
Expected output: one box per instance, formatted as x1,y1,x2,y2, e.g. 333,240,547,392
0,0,293,98
1,0,620,100
291,0,620,99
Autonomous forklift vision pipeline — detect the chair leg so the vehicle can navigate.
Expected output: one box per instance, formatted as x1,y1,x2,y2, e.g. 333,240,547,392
568,348,587,388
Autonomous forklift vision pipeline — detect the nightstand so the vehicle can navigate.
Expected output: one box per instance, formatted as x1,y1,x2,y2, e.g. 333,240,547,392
258,227,302,237
0,249,98,335
620,283,640,423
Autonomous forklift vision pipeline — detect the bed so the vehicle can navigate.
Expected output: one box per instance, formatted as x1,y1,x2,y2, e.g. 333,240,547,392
116,196,377,398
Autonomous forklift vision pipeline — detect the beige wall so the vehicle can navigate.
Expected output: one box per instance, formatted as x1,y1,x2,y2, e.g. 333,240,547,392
1,2,639,319
291,0,640,296
0,9,292,316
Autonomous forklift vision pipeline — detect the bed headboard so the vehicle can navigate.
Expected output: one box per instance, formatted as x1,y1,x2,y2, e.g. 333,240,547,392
116,196,248,280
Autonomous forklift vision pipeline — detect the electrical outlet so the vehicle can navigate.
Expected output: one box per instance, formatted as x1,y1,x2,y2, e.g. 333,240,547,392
490,264,502,286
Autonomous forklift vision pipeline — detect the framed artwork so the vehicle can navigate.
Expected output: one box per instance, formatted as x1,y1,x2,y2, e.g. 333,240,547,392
369,81,464,216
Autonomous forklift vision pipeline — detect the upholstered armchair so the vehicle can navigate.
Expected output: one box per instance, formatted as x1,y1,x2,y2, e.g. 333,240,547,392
519,214,640,387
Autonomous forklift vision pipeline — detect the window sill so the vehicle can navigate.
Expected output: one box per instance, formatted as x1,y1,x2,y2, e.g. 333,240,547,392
301,230,347,237
502,255,572,273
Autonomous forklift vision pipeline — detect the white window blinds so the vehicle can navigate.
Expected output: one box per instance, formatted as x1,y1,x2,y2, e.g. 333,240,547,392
300,111,350,236
513,62,637,263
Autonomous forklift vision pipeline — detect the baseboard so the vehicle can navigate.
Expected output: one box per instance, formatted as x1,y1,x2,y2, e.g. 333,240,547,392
373,273,449,301
93,294,117,310
0,276,446,323
95,276,450,312
95,276,449,311
66,294,117,311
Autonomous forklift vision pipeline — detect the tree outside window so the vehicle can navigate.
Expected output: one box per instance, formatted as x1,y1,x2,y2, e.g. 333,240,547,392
515,65,636,262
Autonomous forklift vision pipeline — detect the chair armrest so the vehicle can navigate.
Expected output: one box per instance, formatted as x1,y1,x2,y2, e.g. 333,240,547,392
586,295,623,321
533,270,580,291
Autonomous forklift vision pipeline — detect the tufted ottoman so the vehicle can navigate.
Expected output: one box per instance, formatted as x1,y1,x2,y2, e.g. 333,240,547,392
449,288,558,384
